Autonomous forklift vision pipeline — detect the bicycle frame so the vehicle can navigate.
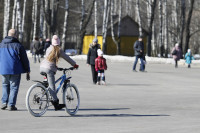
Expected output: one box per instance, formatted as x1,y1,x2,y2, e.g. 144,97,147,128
55,74,71,94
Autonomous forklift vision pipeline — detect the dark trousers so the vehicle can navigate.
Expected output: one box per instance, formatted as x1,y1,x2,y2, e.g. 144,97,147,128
133,55,144,71
91,65,97,84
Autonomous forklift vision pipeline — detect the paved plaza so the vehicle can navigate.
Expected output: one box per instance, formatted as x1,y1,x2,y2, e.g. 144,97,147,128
0,57,200,133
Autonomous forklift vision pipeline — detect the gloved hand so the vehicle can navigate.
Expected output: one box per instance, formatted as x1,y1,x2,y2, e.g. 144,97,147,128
26,73,30,81
74,64,79,69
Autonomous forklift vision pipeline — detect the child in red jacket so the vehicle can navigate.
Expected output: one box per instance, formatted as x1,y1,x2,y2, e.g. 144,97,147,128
95,49,107,85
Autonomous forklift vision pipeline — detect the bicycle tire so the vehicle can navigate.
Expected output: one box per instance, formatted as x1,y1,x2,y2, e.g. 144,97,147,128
63,84,80,116
26,83,49,117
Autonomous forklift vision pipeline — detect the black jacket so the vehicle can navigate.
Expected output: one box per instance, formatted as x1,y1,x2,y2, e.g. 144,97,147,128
133,40,144,56
87,44,101,65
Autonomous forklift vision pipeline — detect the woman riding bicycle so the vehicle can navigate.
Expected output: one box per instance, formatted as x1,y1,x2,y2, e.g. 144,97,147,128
40,35,79,110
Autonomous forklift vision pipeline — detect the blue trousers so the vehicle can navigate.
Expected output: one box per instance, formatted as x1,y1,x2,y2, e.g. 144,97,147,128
133,55,144,71
1,74,21,106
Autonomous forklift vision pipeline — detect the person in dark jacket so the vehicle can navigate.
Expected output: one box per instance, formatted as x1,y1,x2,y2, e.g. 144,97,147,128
39,38,45,58
32,37,40,63
0,29,30,111
87,38,101,84
44,38,51,53
133,36,145,72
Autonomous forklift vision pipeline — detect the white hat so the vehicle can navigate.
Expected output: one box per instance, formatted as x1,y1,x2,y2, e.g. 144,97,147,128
97,49,103,56
52,35,60,46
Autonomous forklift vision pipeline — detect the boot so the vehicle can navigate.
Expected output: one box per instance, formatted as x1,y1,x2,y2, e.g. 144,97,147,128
51,99,65,111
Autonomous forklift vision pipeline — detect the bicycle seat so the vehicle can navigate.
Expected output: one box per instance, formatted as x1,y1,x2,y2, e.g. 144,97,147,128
40,72,47,77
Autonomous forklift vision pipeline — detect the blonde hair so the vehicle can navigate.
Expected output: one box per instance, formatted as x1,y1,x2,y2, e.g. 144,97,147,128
47,46,60,63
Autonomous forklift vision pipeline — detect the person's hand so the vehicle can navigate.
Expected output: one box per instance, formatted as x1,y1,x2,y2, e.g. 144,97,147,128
87,64,90,67
26,73,30,81
74,64,79,69
95,69,98,72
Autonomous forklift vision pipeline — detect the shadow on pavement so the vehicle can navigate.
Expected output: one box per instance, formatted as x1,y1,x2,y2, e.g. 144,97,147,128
74,114,170,117
79,108,130,111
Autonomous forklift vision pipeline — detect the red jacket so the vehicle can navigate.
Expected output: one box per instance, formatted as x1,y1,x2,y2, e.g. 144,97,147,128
95,56,107,71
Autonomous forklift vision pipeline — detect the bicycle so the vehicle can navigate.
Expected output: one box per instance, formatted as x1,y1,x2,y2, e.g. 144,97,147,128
26,67,80,117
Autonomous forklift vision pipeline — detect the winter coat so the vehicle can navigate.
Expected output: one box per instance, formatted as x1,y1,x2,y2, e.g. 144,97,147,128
32,40,40,54
133,40,144,56
185,52,194,64
0,36,30,75
39,41,45,55
40,45,76,73
44,41,51,52
95,56,107,71
171,46,182,61
87,44,101,65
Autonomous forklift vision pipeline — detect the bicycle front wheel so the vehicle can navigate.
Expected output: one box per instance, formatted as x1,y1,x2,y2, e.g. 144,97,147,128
63,84,80,116
26,83,49,117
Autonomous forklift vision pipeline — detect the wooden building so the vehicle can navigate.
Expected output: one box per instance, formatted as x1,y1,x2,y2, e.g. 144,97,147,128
82,15,148,56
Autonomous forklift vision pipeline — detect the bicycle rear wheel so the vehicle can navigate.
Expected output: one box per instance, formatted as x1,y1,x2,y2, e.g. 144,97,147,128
26,83,49,117
63,84,80,115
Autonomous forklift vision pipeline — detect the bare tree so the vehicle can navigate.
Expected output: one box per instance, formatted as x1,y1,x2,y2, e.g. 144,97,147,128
3,0,10,38
40,0,44,38
94,0,97,38
159,0,163,57
136,0,142,36
179,0,186,51
16,0,22,42
61,0,69,50
77,0,95,54
184,0,195,53
147,0,157,56
43,0,51,39
33,0,38,40
102,0,110,54
22,0,27,40
110,0,121,55
12,0,17,29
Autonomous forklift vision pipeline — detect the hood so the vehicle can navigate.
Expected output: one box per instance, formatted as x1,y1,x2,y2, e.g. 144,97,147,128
2,36,20,44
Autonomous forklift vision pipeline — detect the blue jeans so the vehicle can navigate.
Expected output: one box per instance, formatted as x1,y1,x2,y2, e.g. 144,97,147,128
1,74,21,106
133,55,144,71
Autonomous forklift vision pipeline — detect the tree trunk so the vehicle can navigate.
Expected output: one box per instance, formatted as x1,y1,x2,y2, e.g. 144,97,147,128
43,0,51,39
184,0,195,54
159,0,163,57
22,0,26,40
94,0,97,38
179,0,186,51
136,0,142,36
102,0,110,54
16,0,22,42
33,0,38,40
12,0,17,29
163,0,168,58
40,0,44,38
77,0,95,54
3,0,10,38
147,0,157,56
61,0,69,50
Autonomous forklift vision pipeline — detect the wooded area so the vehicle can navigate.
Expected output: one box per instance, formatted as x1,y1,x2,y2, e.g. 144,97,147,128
1,0,199,57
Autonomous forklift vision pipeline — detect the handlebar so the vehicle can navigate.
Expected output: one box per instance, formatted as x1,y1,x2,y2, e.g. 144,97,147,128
57,67,76,74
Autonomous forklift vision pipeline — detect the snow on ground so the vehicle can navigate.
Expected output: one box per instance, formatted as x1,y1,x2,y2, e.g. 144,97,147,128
26,50,200,65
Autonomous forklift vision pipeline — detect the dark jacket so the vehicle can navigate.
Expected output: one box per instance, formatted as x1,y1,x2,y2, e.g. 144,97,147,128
33,40,40,54
95,56,107,71
87,44,101,65
133,40,144,56
44,41,51,52
0,36,30,75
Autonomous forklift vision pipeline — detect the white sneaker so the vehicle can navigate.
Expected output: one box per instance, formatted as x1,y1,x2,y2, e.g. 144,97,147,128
96,82,100,85
101,81,106,85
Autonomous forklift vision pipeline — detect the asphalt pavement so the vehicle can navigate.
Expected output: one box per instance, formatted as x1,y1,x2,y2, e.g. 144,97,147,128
0,57,200,133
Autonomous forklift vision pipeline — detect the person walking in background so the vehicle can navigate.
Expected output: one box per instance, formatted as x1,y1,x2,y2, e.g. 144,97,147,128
87,38,101,84
171,43,182,68
33,37,41,63
39,38,45,58
133,36,145,72
95,49,107,85
0,29,30,111
40,35,79,110
44,38,51,53
185,49,195,68
139,55,146,71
